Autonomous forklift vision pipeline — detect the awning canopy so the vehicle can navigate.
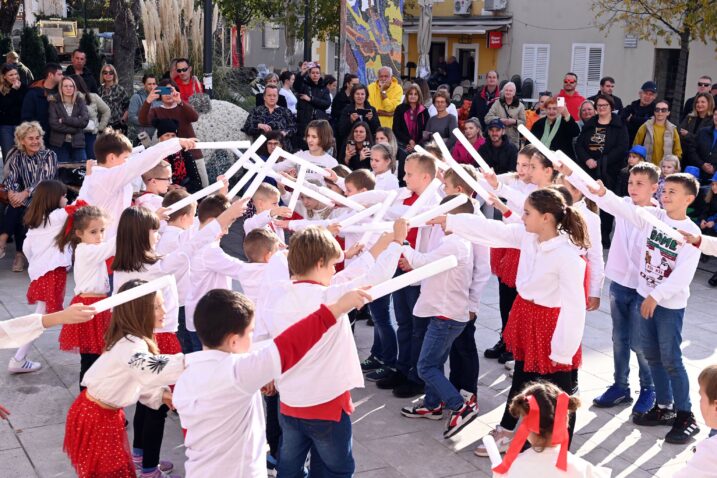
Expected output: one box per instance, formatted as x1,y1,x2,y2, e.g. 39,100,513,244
403,15,512,35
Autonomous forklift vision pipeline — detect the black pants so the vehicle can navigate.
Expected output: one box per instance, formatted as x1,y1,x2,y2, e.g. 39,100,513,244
132,402,169,469
600,210,614,247
499,361,579,447
79,353,100,390
498,281,518,335
449,318,479,394
176,306,193,354
0,204,27,252
264,393,282,458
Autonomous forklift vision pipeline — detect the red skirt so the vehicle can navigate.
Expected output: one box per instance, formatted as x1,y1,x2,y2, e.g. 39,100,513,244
59,295,112,355
64,391,135,478
504,295,582,375
496,248,520,288
490,248,504,276
27,267,67,313
155,332,182,355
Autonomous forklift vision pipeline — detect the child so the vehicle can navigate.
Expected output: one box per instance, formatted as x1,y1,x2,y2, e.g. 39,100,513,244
277,119,337,181
173,287,369,478
55,204,115,387
399,195,480,439
699,172,717,237
370,144,400,191
492,381,611,477
153,118,203,193
325,164,351,195
617,145,646,197
0,304,97,350
656,155,681,206
572,169,701,443
243,183,293,244
63,280,185,478
9,180,70,374
136,160,172,212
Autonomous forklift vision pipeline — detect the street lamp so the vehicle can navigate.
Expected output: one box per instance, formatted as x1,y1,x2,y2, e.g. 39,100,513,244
203,0,213,96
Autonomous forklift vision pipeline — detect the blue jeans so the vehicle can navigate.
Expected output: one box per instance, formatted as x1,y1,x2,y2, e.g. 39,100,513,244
392,281,426,383
52,143,86,164
84,133,97,160
640,304,691,411
277,411,354,478
418,318,467,410
368,294,397,368
609,282,653,389
0,125,16,161
187,331,203,353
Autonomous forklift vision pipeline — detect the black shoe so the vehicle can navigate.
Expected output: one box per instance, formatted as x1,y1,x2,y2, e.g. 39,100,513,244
356,306,371,321
393,380,424,398
709,270,717,287
366,317,374,326
484,339,506,359
498,351,514,364
376,370,406,390
360,355,383,373
632,404,676,427
665,411,700,444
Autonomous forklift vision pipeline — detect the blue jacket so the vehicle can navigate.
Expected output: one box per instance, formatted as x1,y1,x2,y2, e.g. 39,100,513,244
692,125,717,172
21,82,56,141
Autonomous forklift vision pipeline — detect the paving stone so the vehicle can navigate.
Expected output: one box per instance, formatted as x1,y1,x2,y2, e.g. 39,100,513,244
0,447,37,477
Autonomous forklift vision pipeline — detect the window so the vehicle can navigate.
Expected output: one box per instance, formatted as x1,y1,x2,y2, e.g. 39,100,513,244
262,23,280,49
521,44,550,95
571,44,604,98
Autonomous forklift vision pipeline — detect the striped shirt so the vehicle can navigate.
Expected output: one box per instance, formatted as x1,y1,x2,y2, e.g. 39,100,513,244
2,147,58,206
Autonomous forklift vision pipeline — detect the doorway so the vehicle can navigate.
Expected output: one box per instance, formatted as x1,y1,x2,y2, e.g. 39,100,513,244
454,44,479,86
429,41,447,72
653,48,685,114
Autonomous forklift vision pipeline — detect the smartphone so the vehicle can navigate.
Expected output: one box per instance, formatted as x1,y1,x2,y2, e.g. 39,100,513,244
156,86,172,96
357,108,370,117
557,97,566,108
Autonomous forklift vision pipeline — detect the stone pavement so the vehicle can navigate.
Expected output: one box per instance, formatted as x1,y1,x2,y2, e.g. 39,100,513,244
0,249,716,477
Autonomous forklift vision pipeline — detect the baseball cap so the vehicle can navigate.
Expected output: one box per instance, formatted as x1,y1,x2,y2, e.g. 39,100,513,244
628,145,647,158
641,81,657,93
486,118,505,130
684,165,700,179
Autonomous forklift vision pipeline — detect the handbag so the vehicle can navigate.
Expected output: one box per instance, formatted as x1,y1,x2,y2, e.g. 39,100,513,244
189,77,211,114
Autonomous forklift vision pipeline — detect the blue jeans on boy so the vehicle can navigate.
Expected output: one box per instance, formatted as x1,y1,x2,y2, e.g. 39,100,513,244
52,143,87,164
368,294,397,368
84,132,97,160
418,317,467,411
277,411,354,478
609,282,653,389
392,281,427,383
187,331,203,353
640,304,691,411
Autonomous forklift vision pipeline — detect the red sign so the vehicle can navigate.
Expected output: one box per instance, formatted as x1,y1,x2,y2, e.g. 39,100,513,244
488,31,502,49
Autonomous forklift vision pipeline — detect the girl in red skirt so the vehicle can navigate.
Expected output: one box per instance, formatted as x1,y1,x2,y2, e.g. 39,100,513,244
64,279,185,478
9,180,71,374
55,204,115,388
439,187,590,456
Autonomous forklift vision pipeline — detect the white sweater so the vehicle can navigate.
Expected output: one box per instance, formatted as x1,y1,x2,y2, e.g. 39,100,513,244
243,209,286,244
699,234,717,257
0,314,46,348
73,241,116,295
23,208,71,281
673,434,717,478
374,170,400,191
574,200,605,298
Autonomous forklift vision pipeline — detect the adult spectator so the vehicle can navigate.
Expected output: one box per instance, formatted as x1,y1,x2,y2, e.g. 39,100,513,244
530,97,580,158
63,50,98,94
711,83,717,98
575,94,629,245
4,51,33,87
330,74,358,128
392,83,429,153
153,118,203,193
324,74,337,117
477,119,518,174
525,91,551,130
367,66,402,128
256,73,288,109
340,121,373,170
682,75,713,121
484,81,525,147
557,72,586,121
621,81,657,142
139,79,203,161
428,84,458,119
633,99,682,165
336,84,380,147
0,122,58,272
445,56,461,90
128,74,160,141
171,58,203,103
21,63,63,144
468,70,500,129
424,90,457,148
294,62,331,145
0,64,28,160
240,84,296,143
578,99,596,129
279,71,297,115
70,75,110,161
415,78,432,109
47,76,89,164
679,92,714,166
588,76,624,114
690,109,717,181
451,117,485,164
99,64,129,132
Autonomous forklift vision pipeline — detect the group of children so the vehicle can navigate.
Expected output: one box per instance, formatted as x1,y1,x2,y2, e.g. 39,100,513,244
1,118,716,478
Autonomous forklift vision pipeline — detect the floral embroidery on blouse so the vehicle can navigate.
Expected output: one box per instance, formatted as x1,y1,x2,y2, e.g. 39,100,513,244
128,352,170,374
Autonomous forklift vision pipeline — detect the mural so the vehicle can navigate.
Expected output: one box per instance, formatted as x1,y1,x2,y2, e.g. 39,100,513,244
343,0,403,84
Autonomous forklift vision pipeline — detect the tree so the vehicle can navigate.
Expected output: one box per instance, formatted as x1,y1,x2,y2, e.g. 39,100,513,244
592,0,717,121
0,35,13,58
19,27,46,79
41,35,60,64
111,0,141,92
79,30,103,82
0,0,22,36
214,0,279,67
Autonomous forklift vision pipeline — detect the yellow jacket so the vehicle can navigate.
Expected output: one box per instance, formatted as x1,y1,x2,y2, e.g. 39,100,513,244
367,77,403,128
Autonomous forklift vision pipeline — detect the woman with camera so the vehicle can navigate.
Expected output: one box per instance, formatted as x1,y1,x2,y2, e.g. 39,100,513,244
336,84,381,149
340,121,374,170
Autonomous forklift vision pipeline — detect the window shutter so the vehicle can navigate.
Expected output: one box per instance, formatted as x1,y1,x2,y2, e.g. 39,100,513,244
572,44,588,95
572,44,604,97
522,44,549,95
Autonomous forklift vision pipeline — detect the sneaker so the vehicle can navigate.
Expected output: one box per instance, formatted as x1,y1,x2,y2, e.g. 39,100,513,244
498,351,514,364
593,385,633,408
400,400,443,420
484,339,506,359
392,380,424,398
444,393,479,438
8,357,41,374
709,270,717,287
0,245,5,260
360,355,383,373
139,468,179,478
376,370,406,390
504,360,515,371
133,456,174,474
632,387,656,415
366,367,394,382
665,411,700,444
474,426,514,456
633,404,676,426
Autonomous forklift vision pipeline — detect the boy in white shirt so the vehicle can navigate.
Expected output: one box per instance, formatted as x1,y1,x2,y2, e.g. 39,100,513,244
135,160,172,212
243,183,293,244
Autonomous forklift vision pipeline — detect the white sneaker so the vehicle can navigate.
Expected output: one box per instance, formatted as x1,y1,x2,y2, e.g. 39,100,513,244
8,357,42,374
504,360,515,371
474,425,514,457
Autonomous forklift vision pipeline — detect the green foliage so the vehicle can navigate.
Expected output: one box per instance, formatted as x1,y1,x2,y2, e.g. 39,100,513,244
0,35,13,58
19,27,46,79
79,30,103,82
41,35,60,64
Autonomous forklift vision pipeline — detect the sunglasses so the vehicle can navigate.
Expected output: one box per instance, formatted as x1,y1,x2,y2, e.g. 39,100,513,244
654,107,669,113
176,67,189,73
698,82,711,87
102,70,114,75
563,79,576,84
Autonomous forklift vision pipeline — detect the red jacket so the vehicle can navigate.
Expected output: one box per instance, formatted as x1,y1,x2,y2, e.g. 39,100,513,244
172,75,203,103
557,89,586,122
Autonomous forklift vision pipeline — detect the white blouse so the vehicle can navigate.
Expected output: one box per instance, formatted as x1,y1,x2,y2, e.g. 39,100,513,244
280,87,298,114
73,241,116,295
23,208,72,281
0,314,45,349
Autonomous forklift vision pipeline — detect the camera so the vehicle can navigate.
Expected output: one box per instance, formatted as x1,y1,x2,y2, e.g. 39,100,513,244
347,140,356,146
362,141,371,149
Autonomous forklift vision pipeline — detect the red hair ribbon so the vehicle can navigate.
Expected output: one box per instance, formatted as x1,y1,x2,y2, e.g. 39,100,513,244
492,392,570,474
63,200,89,237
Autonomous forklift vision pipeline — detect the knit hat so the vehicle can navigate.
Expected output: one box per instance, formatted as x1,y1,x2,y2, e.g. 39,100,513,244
684,165,700,179
153,119,179,138
628,145,647,159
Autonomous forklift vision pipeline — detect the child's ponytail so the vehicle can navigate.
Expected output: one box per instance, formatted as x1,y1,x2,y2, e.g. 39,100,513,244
561,206,590,250
527,188,590,250
54,202,105,252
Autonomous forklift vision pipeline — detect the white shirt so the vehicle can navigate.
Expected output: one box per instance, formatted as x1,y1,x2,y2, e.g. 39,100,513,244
469,204,492,314
494,447,611,478
447,214,586,365
574,200,605,298
375,170,400,191
699,234,717,257
274,150,338,183
673,434,717,478
82,335,184,409
0,314,46,348
243,210,286,244
429,102,458,119
73,241,116,295
280,87,298,115
135,192,164,212
23,208,72,281
78,138,182,238
156,223,199,304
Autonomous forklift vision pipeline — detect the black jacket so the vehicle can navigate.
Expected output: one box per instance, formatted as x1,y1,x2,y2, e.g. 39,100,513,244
64,65,99,94
255,92,287,109
588,94,624,114
392,103,430,148
0,84,27,126
530,115,580,159
336,102,380,146
468,86,500,129
477,135,518,174
691,125,717,175
575,114,629,191
331,90,351,126
294,74,331,133
621,99,655,143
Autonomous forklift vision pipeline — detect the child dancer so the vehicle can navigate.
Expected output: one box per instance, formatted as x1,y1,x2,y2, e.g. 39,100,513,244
244,183,292,244
56,204,114,387
135,160,172,212
370,144,400,190
8,180,70,373
277,119,337,181
63,280,185,478
1,305,97,350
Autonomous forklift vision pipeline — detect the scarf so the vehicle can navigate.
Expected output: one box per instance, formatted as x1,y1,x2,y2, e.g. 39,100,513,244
541,116,562,148
404,104,426,142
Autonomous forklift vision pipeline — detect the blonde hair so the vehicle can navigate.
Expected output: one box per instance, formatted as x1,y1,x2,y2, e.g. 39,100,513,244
253,182,281,202
59,77,79,105
14,121,46,153
660,155,681,172
100,64,119,87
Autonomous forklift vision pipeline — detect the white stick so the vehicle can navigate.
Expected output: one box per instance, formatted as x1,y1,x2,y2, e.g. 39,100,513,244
342,222,393,234
223,136,267,179
481,435,503,468
359,190,398,245
414,145,449,171
194,141,252,150
241,150,282,199
636,208,685,244
408,195,468,228
273,148,330,178
367,255,458,300
403,178,443,219
93,276,176,313
337,203,382,228
517,124,557,162
554,150,601,190
452,128,492,172
432,135,492,202
226,159,267,199
165,181,224,214
315,186,366,211
132,145,145,154
288,166,308,212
